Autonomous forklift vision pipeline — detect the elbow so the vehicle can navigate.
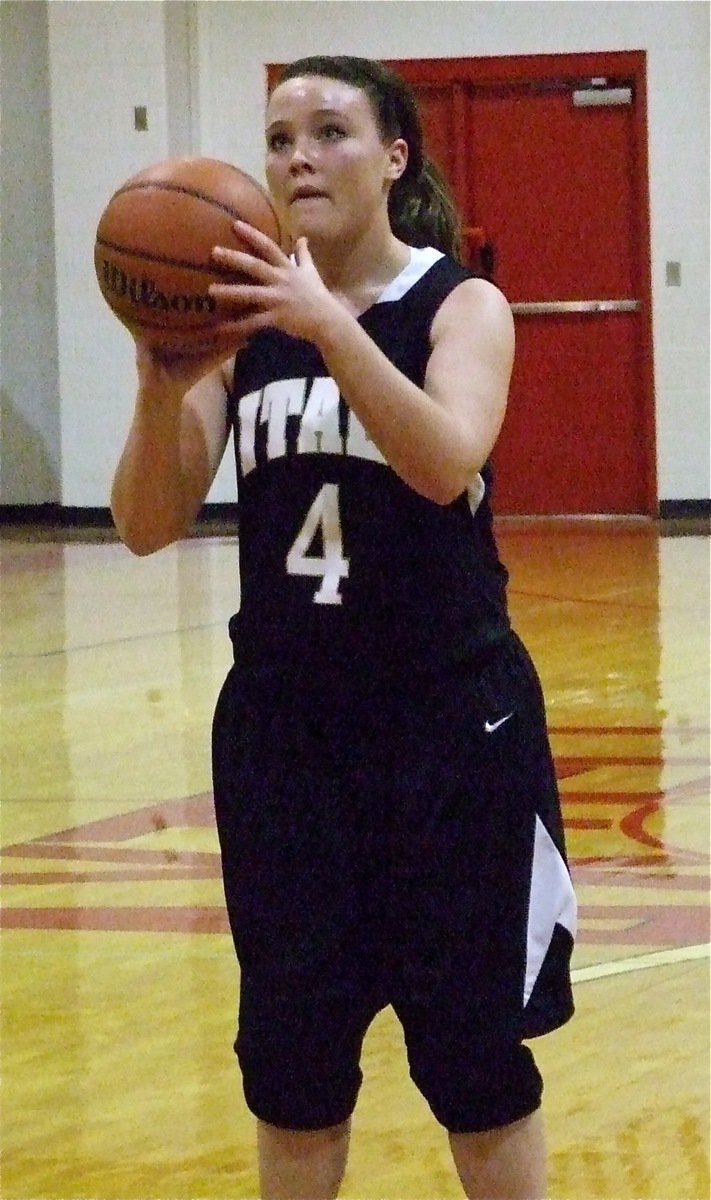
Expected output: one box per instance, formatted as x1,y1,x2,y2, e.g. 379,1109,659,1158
118,524,183,556
409,466,478,507
428,481,468,506
110,481,191,555
111,507,183,557
113,525,171,557
399,432,485,505
123,536,168,558
416,485,457,507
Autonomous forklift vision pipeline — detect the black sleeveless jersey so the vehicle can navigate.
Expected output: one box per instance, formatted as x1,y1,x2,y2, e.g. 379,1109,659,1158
227,248,511,675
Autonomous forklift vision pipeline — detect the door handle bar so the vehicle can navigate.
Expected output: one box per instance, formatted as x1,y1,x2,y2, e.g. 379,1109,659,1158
510,299,641,315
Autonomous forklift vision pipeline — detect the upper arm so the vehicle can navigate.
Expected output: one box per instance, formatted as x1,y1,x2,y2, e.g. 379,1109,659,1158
179,359,233,522
424,278,515,471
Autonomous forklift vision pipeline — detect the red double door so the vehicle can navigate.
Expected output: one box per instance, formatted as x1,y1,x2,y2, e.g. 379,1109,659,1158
389,52,656,515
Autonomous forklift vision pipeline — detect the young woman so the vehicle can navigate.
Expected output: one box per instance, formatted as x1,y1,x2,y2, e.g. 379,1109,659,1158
111,55,576,1200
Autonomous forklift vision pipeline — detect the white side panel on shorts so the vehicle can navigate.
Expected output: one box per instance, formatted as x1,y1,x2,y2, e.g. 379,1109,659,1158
467,474,486,515
524,816,577,1006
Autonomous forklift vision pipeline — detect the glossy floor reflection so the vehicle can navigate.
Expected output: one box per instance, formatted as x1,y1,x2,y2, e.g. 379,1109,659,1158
1,519,709,1200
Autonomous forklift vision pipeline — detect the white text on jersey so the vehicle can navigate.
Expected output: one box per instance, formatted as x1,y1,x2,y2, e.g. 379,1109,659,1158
238,378,387,476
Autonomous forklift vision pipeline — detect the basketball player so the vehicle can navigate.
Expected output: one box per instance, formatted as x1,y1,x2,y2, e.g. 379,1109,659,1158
111,55,576,1200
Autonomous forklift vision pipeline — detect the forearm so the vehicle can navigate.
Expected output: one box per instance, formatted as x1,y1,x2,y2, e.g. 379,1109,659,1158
314,303,476,503
111,388,194,554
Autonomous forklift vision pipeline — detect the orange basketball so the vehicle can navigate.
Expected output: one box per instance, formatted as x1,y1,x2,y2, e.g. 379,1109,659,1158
94,157,281,349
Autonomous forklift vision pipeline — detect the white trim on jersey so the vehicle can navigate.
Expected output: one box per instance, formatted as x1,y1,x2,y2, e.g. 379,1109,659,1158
288,245,444,305
376,246,445,305
524,815,578,1006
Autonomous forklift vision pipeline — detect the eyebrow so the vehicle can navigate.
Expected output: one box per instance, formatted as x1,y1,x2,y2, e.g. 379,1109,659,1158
266,107,349,132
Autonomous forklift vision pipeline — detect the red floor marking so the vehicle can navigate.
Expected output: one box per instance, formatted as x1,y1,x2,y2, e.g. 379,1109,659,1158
573,851,708,867
1,906,228,934
35,795,214,844
0,867,218,885
1,843,220,869
2,739,707,943
574,866,710,891
562,780,710,805
567,818,614,830
550,725,710,736
558,756,666,779
3,902,708,943
578,904,710,944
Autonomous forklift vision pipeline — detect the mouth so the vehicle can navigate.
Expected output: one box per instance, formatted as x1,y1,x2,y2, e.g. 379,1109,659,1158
290,188,329,204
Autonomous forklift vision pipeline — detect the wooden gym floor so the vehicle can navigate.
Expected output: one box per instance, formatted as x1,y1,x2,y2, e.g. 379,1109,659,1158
1,516,709,1200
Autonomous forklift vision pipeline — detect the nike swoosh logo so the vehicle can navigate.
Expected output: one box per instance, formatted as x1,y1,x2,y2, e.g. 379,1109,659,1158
484,711,515,734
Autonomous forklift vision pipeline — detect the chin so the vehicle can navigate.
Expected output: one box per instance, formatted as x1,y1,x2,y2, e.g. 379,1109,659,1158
288,214,339,244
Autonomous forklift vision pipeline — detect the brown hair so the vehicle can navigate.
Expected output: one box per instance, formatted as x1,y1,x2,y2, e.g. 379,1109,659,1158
274,55,462,261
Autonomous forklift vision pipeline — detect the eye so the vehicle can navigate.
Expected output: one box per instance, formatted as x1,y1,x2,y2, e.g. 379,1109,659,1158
318,123,347,141
267,130,290,152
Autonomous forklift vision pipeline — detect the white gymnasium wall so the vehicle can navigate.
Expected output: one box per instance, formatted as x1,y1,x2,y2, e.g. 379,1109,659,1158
0,0,60,503
4,0,709,508
46,0,174,507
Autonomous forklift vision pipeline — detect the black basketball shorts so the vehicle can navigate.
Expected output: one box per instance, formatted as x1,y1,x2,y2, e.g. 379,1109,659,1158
211,631,576,1134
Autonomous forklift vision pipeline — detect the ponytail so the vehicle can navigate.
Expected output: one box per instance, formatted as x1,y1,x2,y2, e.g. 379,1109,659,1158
275,55,463,262
389,157,462,262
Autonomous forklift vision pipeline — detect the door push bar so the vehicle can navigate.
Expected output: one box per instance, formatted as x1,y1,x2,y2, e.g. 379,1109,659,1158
510,299,641,315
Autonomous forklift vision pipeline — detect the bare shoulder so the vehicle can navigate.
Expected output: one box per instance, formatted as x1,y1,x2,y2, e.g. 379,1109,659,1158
429,278,514,378
432,276,514,340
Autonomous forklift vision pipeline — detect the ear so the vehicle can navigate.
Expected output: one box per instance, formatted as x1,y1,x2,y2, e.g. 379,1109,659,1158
385,137,408,182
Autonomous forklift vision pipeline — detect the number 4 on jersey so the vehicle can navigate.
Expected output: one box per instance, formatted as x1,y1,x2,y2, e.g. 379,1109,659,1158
286,483,349,605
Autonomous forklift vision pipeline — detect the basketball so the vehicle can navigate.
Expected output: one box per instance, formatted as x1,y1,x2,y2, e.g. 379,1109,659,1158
94,156,281,349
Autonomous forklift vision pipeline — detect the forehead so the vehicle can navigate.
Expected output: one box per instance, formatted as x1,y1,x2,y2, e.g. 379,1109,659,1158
266,75,376,126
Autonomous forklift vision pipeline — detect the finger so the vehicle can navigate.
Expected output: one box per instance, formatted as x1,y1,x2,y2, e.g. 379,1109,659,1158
209,282,276,310
232,219,287,263
219,309,274,339
211,246,275,282
293,236,311,264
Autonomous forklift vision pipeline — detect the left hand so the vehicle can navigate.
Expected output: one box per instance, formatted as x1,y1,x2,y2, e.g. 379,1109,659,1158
209,221,338,342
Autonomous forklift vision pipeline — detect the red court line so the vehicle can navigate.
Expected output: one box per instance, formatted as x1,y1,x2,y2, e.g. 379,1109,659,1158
556,756,709,775
3,903,708,943
577,904,710,945
0,906,228,933
33,795,214,843
562,781,709,803
573,866,710,890
4,765,708,857
551,725,710,736
573,852,709,868
0,867,218,885
0,844,219,868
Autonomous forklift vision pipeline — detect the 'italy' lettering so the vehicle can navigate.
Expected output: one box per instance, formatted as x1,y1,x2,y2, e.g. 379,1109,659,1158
238,377,387,475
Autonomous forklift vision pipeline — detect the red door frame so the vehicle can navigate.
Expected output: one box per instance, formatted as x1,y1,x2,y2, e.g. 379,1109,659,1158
267,51,657,513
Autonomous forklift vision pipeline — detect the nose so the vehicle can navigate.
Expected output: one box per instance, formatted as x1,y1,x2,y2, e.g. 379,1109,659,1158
287,140,315,175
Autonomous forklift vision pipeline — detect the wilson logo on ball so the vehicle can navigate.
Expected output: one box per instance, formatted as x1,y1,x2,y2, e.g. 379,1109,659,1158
94,156,281,346
100,260,216,315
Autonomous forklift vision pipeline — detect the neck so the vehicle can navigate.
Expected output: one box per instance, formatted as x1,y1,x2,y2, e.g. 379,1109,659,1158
308,224,410,297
